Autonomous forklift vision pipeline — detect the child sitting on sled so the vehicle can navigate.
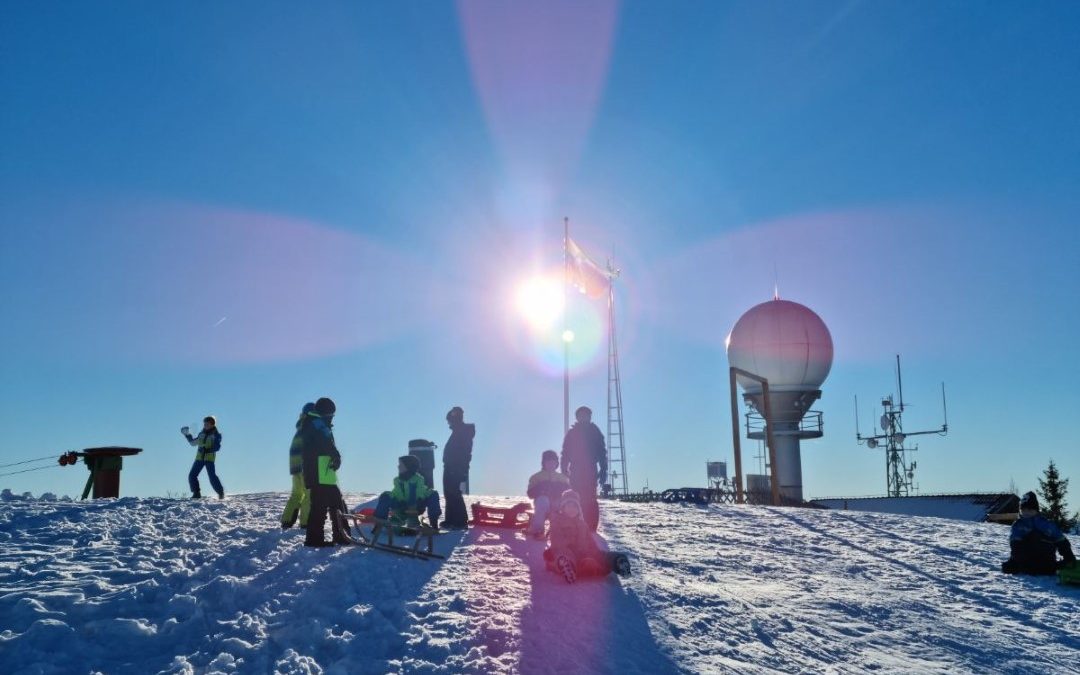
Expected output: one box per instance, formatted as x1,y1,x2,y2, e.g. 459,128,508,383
374,455,442,530
526,449,570,540
543,489,630,584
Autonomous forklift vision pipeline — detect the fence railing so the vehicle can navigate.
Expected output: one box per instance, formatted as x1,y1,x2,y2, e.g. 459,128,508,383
613,487,824,508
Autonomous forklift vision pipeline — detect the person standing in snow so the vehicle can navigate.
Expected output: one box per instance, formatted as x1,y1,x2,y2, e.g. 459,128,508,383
441,406,474,530
281,402,314,529
560,406,607,532
374,454,442,529
543,489,630,583
1001,491,1076,575
526,449,570,540
181,415,224,499
301,397,350,547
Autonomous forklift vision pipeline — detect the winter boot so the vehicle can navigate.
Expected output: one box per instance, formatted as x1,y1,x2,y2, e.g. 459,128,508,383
282,510,299,530
556,555,577,584
613,553,631,577
1060,561,1080,586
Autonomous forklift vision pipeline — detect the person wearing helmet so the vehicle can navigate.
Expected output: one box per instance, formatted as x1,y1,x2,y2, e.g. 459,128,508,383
181,415,224,499
560,406,607,532
301,397,349,547
441,406,474,530
281,402,314,529
1001,491,1076,575
526,449,570,540
374,454,442,530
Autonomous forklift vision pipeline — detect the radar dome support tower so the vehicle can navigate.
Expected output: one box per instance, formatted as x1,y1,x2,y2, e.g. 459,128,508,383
726,298,833,503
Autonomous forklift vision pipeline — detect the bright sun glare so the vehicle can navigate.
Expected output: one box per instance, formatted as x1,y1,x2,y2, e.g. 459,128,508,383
514,275,564,331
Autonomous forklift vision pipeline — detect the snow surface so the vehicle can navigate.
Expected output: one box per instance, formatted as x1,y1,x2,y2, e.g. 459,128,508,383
1,493,1078,674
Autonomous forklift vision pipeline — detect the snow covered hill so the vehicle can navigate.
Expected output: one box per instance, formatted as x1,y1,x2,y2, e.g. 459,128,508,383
1,492,1077,674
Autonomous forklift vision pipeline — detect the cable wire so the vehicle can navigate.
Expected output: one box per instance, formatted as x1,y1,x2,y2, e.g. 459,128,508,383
0,464,64,478
0,454,59,469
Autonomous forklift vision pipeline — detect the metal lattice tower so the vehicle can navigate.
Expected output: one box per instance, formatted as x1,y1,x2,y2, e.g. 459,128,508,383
606,260,628,496
856,355,948,498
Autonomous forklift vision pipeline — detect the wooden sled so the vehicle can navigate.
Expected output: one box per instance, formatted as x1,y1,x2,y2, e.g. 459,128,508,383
470,502,532,529
339,508,445,560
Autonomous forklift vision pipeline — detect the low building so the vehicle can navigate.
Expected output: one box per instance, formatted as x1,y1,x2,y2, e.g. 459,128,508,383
810,493,1019,523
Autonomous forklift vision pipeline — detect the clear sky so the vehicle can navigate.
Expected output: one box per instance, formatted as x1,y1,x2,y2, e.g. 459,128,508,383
2,1,1078,502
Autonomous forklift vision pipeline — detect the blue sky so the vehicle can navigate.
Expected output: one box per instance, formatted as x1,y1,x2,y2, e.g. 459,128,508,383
2,1,1078,503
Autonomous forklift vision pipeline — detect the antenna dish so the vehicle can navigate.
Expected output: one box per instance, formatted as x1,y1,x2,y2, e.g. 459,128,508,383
867,438,878,449
894,433,906,445
880,414,891,431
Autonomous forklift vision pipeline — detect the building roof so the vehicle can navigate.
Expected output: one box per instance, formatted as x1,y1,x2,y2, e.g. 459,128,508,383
810,493,1018,522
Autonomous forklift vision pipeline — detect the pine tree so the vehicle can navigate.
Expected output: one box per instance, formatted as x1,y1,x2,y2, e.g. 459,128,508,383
1036,459,1077,532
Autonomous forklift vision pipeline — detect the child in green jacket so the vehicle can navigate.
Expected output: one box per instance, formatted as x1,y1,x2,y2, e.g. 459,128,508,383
374,455,443,529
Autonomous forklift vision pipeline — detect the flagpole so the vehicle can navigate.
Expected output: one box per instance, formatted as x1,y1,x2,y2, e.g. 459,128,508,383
563,216,570,437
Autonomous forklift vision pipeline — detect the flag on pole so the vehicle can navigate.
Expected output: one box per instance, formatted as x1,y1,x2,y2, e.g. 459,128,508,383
566,237,609,299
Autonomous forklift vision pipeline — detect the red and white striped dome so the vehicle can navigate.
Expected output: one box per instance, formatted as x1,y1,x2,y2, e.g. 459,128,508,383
725,299,833,392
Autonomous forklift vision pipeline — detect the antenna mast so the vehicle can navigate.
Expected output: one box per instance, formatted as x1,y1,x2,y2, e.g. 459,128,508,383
855,355,948,497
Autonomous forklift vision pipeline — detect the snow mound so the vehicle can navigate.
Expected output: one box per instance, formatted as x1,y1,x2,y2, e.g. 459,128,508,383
0,493,1076,674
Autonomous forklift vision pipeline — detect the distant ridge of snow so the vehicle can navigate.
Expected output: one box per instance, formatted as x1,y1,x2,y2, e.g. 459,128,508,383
1,493,1077,674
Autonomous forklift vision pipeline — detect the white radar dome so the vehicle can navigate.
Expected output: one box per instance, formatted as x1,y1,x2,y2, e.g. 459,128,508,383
725,299,833,393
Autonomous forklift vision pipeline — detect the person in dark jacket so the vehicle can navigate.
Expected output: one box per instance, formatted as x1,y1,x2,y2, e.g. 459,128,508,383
560,406,607,532
281,402,314,529
542,489,630,583
181,415,224,499
441,406,474,530
301,397,349,547
374,454,442,529
526,449,570,539
1001,491,1076,575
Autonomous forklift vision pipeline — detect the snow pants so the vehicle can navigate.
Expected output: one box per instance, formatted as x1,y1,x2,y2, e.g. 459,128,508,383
569,475,600,532
442,464,469,527
306,484,347,546
375,490,442,526
529,496,552,536
281,473,310,528
189,459,224,498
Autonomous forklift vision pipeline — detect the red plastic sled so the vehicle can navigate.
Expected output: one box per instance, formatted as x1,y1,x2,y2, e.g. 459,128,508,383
470,502,532,529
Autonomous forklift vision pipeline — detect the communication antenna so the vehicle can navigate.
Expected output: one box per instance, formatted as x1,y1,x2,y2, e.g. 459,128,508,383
854,355,948,497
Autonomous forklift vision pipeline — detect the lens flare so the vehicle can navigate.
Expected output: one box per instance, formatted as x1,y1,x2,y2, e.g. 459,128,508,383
514,275,565,332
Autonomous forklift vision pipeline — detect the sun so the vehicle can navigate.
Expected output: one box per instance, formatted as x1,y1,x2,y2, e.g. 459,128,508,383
514,275,564,332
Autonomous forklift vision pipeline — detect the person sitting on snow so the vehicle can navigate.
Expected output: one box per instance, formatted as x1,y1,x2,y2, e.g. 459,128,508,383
526,450,570,540
374,455,442,530
543,489,630,584
1001,491,1076,575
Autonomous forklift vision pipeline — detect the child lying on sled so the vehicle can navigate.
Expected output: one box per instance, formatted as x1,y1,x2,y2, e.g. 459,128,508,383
543,489,630,583
373,455,442,530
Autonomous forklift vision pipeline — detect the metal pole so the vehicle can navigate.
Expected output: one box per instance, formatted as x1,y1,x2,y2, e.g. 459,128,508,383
729,368,745,504
563,216,570,436
761,379,781,506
